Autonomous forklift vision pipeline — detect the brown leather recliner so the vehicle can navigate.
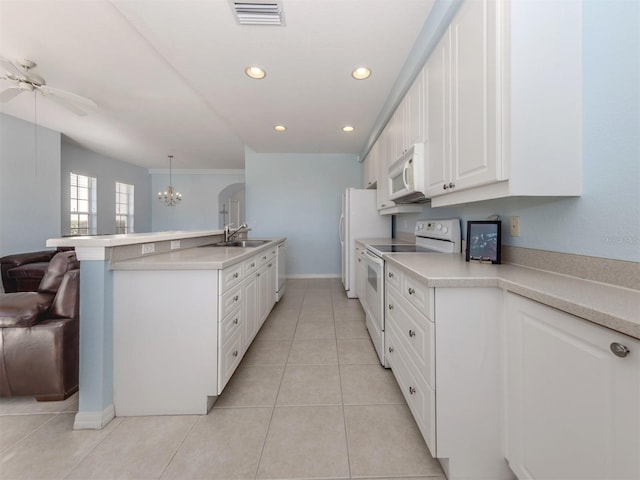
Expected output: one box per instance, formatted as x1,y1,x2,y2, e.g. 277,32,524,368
0,250,57,293
0,251,80,401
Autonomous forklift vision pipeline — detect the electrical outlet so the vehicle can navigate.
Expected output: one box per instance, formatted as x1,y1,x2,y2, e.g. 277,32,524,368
171,240,180,250
141,243,155,254
509,216,521,237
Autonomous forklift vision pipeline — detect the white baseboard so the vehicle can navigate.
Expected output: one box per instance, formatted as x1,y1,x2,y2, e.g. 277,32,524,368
73,404,115,430
286,274,340,279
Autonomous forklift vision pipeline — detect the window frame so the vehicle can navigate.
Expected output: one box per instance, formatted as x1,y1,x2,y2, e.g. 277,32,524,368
115,181,134,234
69,172,97,236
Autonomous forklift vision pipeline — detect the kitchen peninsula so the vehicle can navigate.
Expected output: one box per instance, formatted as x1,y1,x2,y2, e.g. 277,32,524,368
46,231,285,428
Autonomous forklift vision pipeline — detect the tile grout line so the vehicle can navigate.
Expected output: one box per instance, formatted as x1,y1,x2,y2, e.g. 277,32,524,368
331,284,354,480
0,410,59,456
252,279,305,480
157,415,200,479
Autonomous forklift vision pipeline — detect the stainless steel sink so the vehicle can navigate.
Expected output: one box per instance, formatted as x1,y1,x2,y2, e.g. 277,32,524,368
205,239,271,248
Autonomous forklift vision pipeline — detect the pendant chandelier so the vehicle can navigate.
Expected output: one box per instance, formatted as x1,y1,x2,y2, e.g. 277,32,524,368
158,155,182,206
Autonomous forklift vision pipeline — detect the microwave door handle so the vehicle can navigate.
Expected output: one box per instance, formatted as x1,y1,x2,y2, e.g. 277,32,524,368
339,214,344,243
402,162,410,188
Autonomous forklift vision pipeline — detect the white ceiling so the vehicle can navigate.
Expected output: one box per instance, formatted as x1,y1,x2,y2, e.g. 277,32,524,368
0,0,434,170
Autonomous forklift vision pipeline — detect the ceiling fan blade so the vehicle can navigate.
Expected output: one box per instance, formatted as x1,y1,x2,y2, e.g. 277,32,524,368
0,86,23,103
0,55,27,81
37,85,97,116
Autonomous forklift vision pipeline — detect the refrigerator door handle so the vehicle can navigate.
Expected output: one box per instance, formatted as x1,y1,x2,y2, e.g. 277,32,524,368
339,214,345,243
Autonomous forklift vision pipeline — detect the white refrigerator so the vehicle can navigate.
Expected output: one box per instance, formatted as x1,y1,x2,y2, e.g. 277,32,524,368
339,188,391,298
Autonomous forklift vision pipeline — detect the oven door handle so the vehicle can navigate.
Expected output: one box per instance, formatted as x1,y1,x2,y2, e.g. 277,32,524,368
364,250,384,267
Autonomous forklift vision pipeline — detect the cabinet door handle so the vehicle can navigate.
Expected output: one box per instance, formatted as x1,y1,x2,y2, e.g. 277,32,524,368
408,287,415,295
234,295,239,301
388,304,394,310
263,256,267,260
233,318,239,325
610,342,630,358
409,386,416,395
443,183,449,190
257,273,260,277
232,350,239,357
449,182,455,189
233,272,239,278
408,329,416,338
388,346,394,353
268,263,272,267
250,262,255,267
388,272,393,278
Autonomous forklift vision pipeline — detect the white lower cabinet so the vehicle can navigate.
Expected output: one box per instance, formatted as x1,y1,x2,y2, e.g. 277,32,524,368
505,293,640,480
384,261,513,480
113,243,282,416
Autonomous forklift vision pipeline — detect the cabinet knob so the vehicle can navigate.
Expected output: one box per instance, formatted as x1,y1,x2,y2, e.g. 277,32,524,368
408,329,416,338
610,342,630,358
388,346,394,353
268,263,272,267
263,256,267,260
257,273,260,277
233,272,239,278
250,262,255,267
388,272,393,278
381,203,387,207
409,386,416,395
388,304,394,310
448,182,455,189
443,184,448,190
234,295,239,301
232,350,239,357
408,287,415,295
233,318,239,325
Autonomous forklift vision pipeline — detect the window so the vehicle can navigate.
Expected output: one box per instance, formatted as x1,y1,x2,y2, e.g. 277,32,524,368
115,182,134,234
70,173,97,235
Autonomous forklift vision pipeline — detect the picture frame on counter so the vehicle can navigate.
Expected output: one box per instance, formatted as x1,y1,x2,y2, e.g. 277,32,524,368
466,220,501,264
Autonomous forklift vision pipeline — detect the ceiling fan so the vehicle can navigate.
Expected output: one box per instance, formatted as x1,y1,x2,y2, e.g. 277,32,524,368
0,56,97,116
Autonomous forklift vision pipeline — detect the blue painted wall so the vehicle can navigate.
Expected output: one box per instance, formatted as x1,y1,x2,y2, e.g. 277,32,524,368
151,171,245,231
245,149,361,276
395,0,640,263
62,142,152,235
0,113,61,256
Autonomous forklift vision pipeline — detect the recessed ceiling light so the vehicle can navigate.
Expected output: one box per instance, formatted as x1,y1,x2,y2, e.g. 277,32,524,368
245,66,266,79
342,125,355,132
351,67,371,80
274,125,287,131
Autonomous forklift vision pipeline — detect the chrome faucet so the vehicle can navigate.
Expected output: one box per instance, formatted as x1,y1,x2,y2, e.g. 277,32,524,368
224,223,248,243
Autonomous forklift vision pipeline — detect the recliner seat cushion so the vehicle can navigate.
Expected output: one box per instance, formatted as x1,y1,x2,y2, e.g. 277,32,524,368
0,293,54,327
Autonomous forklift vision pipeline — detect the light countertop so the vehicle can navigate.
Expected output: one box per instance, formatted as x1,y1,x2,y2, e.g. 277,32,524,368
384,252,640,340
110,238,285,271
46,230,224,248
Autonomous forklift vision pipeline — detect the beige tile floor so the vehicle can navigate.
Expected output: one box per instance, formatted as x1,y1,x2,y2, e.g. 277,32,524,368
0,278,445,480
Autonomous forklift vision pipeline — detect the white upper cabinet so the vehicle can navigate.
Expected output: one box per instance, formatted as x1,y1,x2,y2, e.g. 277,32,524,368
405,69,425,149
423,0,582,206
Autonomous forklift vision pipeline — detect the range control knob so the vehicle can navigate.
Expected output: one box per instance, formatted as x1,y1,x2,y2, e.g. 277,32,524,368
442,227,449,234
417,223,424,230
436,223,442,231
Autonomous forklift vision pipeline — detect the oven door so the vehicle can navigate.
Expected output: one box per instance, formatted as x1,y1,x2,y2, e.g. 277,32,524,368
364,249,386,366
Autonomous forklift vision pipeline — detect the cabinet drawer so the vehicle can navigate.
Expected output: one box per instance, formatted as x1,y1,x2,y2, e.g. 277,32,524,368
385,263,402,292
402,273,433,320
220,284,243,320
257,246,277,267
387,286,435,388
218,329,242,393
243,255,259,277
219,305,243,347
220,263,243,292
387,326,436,456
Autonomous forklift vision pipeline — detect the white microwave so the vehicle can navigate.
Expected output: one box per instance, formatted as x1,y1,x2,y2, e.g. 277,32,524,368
388,143,428,203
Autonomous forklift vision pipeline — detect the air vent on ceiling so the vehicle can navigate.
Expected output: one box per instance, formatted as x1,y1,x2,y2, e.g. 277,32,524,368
231,1,285,26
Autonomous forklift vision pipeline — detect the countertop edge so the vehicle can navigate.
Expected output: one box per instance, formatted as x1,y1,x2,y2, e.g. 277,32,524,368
383,254,640,340
109,238,285,271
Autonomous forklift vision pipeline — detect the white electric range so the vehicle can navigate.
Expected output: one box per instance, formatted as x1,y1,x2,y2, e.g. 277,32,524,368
362,219,461,366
